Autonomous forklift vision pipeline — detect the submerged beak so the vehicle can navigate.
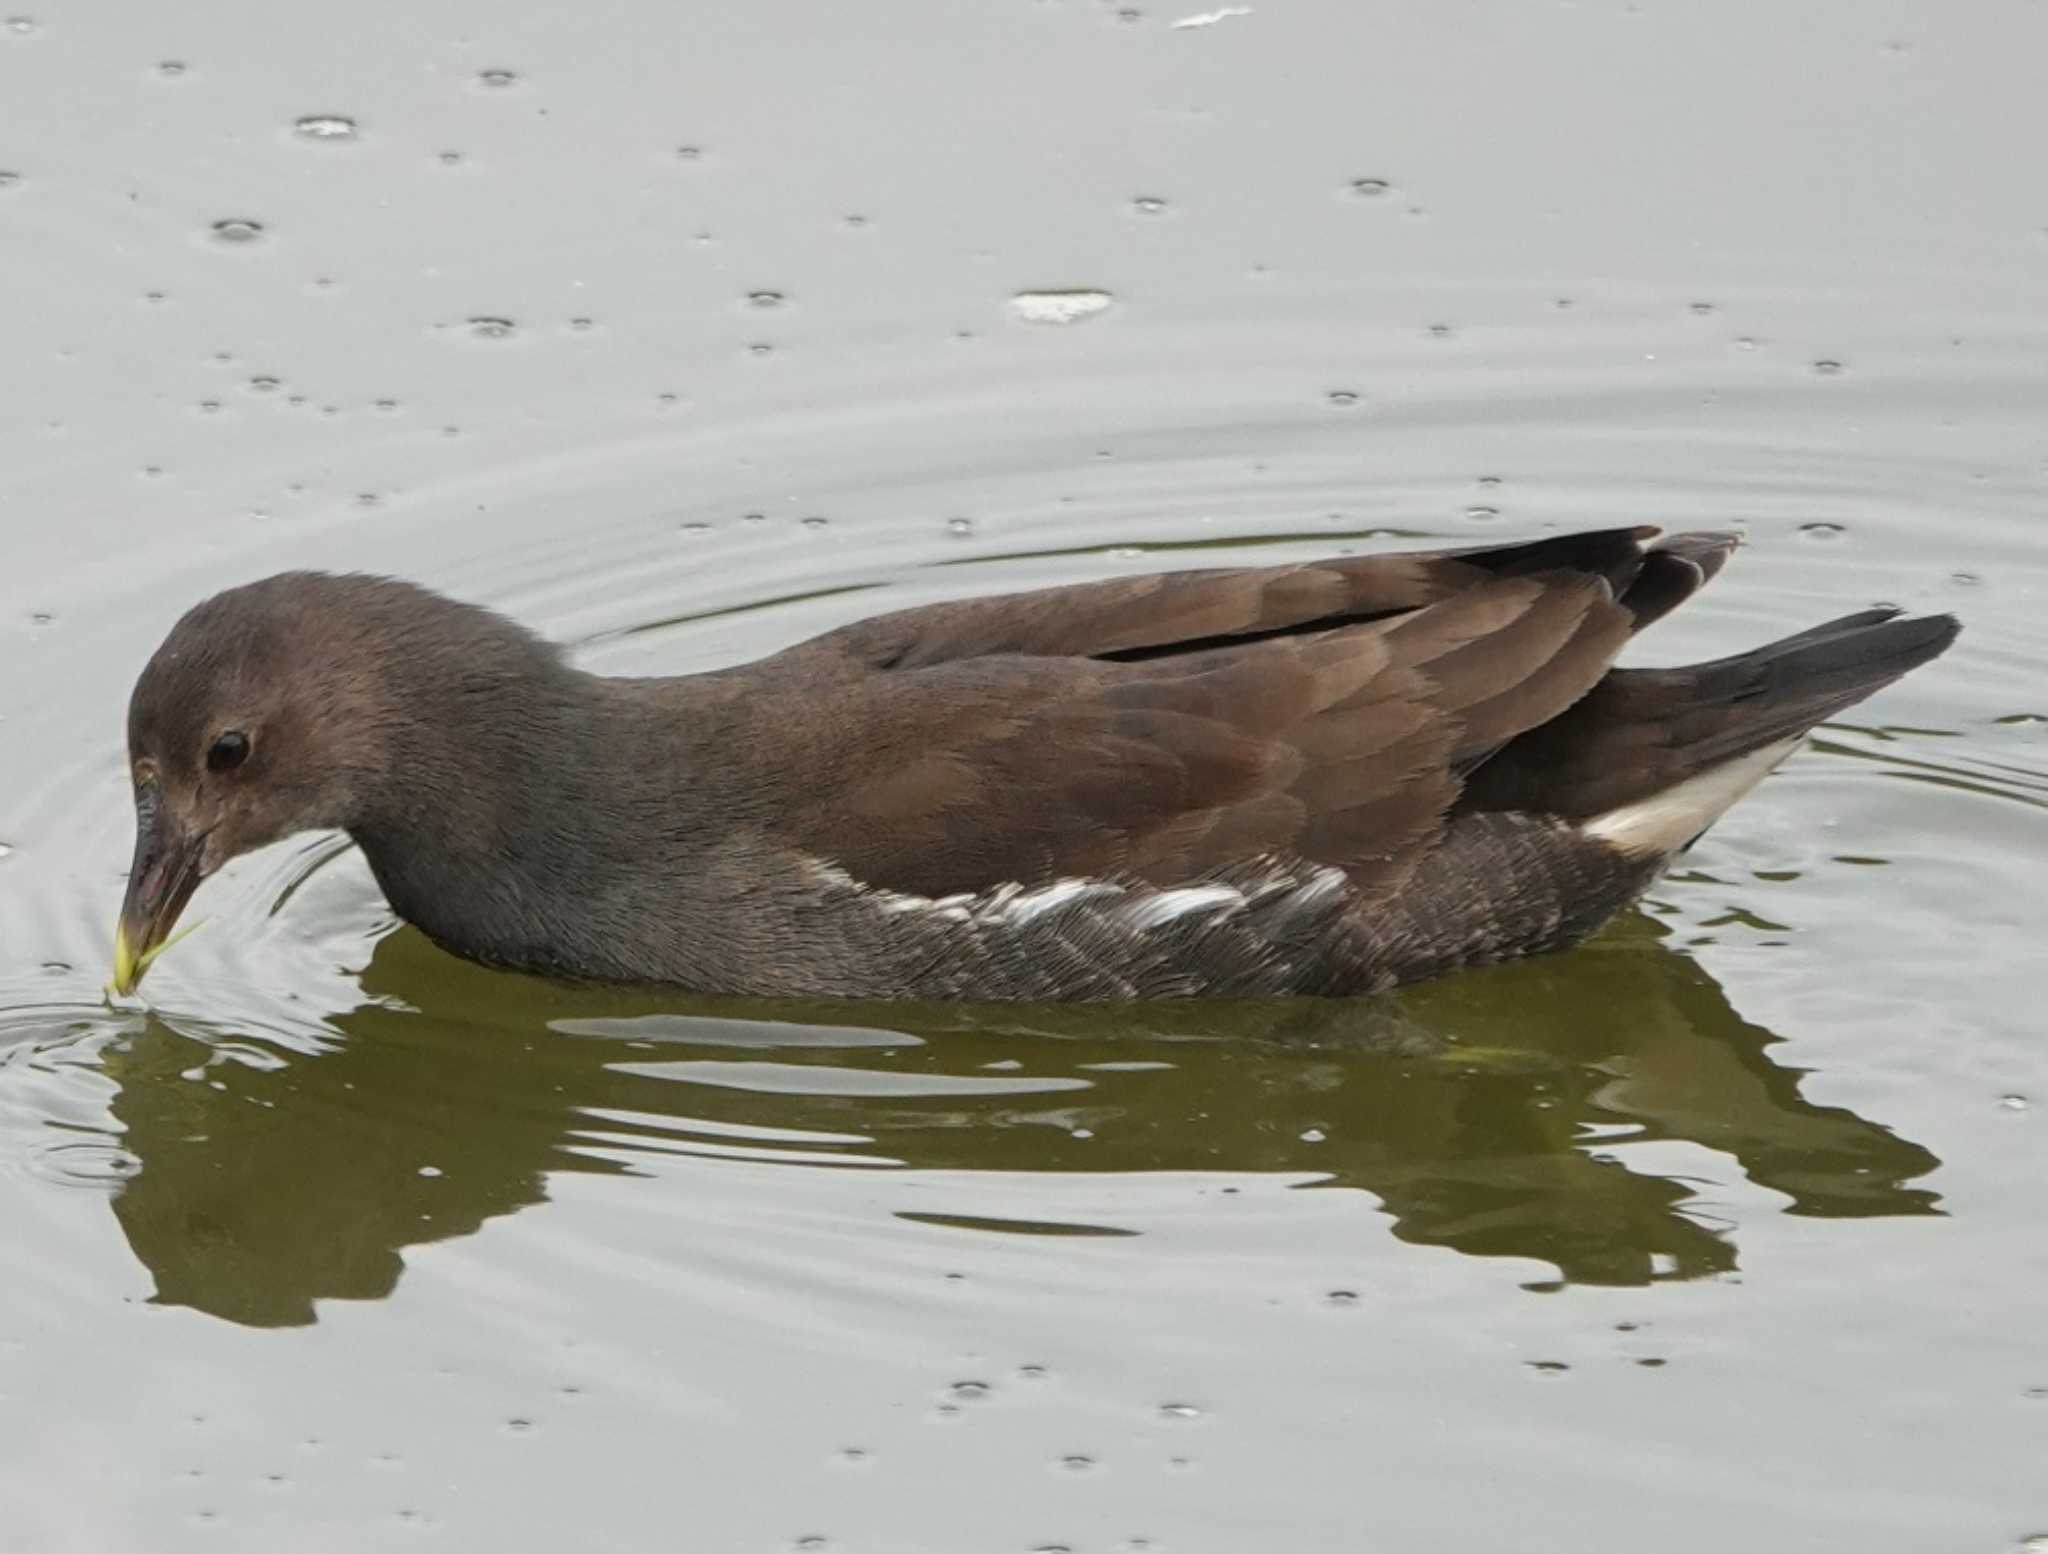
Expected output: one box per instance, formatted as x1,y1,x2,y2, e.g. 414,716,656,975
111,783,205,997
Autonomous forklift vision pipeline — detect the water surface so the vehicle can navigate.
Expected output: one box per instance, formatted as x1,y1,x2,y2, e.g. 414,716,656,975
3,2,2046,1550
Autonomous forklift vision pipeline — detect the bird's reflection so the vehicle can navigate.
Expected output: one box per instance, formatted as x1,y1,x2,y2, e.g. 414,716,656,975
101,914,1939,1326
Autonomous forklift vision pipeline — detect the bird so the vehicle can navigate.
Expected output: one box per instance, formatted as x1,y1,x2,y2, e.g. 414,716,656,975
111,525,1957,1002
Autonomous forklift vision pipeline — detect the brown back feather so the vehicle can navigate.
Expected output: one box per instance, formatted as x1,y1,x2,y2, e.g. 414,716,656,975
755,532,1700,901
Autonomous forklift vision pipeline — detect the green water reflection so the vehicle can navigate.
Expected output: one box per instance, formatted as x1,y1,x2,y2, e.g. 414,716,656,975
102,914,1939,1327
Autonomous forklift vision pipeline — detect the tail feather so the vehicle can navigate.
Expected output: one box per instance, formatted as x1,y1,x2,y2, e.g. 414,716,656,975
1659,609,1958,770
1458,607,1960,841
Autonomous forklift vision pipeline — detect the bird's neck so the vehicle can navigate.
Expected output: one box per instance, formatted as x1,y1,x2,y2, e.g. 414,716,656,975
343,667,688,981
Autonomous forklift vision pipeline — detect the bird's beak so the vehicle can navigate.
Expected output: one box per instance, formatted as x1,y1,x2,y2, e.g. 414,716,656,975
111,783,205,997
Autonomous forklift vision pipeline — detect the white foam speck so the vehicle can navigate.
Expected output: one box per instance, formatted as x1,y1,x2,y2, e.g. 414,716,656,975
1172,5,1253,28
1010,290,1114,325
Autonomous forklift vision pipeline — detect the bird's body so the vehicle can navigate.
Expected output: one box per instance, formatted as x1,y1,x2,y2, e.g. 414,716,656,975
113,527,1958,1001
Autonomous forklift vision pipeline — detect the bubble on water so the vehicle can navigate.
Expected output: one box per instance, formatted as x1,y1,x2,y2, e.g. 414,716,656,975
1689,301,1715,315
1060,1455,1095,1472
1427,322,1454,338
1171,5,1251,27
293,114,357,141
569,316,594,331
6,15,36,33
1466,506,1500,522
143,290,168,303
1476,474,1503,487
0,841,12,859
210,218,265,243
1325,1289,1359,1306
1158,1402,1201,1419
248,376,281,392
800,515,830,530
1526,1360,1571,1374
1018,1364,1048,1379
1350,178,1391,198
794,1539,828,1552
373,397,398,411
949,1380,990,1401
1011,289,1114,325
156,59,186,76
1634,1357,1667,1368
417,1164,444,1177
1299,1127,1326,1142
1798,521,1845,541
1812,358,1845,375
197,399,222,414
477,68,518,87
1131,195,1168,215
467,316,516,339
656,392,680,408
1326,389,1359,406
748,341,774,356
747,290,785,309
0,171,19,190
680,521,711,536
676,145,703,161
2001,1094,2029,1111
843,213,868,227
946,517,975,537
504,1418,533,1433
438,150,464,165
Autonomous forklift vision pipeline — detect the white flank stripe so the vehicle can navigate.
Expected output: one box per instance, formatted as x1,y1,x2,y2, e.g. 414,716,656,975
1002,878,1118,923
1121,884,1244,931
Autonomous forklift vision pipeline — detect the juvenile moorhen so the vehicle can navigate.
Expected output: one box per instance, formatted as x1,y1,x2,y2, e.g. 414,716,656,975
112,526,1958,1000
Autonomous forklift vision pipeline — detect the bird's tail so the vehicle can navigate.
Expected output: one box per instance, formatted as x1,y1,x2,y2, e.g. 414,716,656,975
1460,607,1961,854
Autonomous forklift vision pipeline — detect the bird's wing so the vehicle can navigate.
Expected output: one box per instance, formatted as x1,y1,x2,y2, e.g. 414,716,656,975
762,565,1639,903
781,525,1710,673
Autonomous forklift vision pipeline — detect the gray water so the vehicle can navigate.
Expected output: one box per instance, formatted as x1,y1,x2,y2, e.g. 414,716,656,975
3,2,2046,1550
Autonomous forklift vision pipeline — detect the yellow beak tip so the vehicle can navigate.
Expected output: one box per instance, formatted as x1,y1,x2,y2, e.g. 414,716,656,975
110,924,140,999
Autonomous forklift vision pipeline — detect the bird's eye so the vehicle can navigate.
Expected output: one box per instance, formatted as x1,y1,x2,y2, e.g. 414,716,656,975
207,730,251,773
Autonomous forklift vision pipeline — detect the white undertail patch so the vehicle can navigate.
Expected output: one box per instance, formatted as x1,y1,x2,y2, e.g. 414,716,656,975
1580,736,1804,857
